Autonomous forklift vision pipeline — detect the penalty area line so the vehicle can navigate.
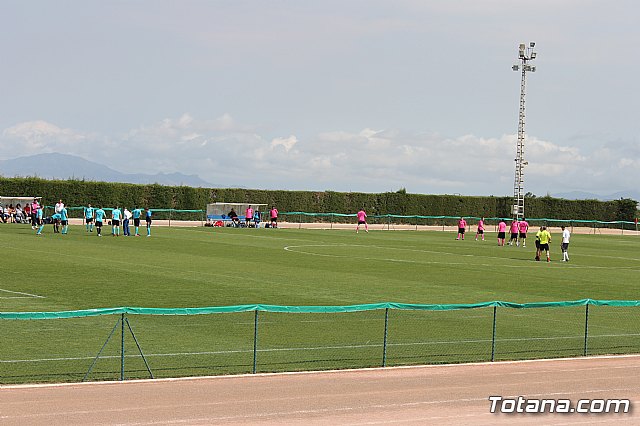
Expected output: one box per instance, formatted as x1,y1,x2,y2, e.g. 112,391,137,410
0,288,45,299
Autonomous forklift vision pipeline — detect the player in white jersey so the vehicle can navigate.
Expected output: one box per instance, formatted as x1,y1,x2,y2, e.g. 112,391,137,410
560,225,571,262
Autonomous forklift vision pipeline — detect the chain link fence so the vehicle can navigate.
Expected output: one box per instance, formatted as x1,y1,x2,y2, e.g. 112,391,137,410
1,300,639,384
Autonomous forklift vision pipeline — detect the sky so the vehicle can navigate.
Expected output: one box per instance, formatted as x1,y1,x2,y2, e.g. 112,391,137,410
1,1,638,196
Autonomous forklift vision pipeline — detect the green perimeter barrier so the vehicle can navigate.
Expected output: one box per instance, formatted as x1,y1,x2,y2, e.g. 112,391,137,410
261,211,635,233
31,208,637,232
282,212,638,233
2,299,640,384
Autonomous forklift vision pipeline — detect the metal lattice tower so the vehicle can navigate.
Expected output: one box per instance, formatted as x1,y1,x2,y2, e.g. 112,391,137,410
511,42,537,221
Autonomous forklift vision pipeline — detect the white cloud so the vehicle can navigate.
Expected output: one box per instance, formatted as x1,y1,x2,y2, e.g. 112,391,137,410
1,115,637,196
0,121,108,160
270,135,297,152
2,121,84,150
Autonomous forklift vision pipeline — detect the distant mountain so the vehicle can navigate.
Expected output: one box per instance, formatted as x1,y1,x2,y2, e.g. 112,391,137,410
552,190,640,202
0,153,215,187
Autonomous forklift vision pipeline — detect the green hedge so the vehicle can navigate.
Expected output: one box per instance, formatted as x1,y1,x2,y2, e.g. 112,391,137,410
0,177,637,222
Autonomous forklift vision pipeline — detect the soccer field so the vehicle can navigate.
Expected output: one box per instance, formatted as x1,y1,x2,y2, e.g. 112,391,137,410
1,224,639,383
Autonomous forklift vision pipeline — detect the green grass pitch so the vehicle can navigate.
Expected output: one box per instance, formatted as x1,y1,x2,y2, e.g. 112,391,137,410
1,224,639,383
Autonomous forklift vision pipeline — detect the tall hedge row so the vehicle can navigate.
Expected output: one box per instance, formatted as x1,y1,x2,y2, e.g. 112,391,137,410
0,177,636,222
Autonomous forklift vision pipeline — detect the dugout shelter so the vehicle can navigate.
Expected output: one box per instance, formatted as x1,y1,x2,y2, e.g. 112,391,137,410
0,196,41,208
206,202,268,224
0,196,41,223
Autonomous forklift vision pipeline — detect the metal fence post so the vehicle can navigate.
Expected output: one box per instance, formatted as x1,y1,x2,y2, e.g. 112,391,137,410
169,209,172,227
120,313,125,381
491,306,497,362
382,308,389,367
253,310,259,374
583,304,590,356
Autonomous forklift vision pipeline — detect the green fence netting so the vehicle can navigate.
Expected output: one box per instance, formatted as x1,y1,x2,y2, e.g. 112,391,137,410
2,299,640,384
282,212,637,230
33,207,638,229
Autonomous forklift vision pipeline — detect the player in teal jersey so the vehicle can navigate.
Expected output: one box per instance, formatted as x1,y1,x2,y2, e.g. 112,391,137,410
35,207,44,235
51,213,62,233
112,207,122,236
84,204,94,232
145,208,152,237
132,206,143,236
95,207,106,236
60,207,69,234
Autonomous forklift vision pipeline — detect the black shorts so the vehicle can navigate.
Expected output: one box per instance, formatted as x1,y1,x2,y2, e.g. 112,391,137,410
134,218,140,227
510,232,518,239
519,232,526,239
96,221,103,227
458,228,465,234
498,232,506,239
477,229,484,234
540,243,549,251
561,242,569,250
86,218,93,223
271,216,278,222
112,219,120,226
358,220,366,225
535,240,540,248
61,220,68,225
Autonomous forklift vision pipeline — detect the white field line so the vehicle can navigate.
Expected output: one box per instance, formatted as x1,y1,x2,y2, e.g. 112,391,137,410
2,333,639,364
0,288,45,299
3,354,640,391
1,353,640,390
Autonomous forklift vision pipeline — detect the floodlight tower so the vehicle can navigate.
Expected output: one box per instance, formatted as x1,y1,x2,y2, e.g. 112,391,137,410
511,42,537,221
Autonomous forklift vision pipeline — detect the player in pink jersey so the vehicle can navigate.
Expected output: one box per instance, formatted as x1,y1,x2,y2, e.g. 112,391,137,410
269,206,278,228
497,220,507,246
475,217,485,241
456,217,468,240
356,209,368,233
508,220,519,246
517,218,529,247
245,205,254,227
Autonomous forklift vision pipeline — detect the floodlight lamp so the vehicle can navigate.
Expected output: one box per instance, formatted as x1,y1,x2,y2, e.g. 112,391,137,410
531,66,536,72
531,52,537,59
512,65,519,71
530,42,535,47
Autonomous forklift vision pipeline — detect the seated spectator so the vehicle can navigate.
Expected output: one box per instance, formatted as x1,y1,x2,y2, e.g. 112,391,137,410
0,205,5,223
228,209,240,227
7,204,16,223
15,204,25,223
